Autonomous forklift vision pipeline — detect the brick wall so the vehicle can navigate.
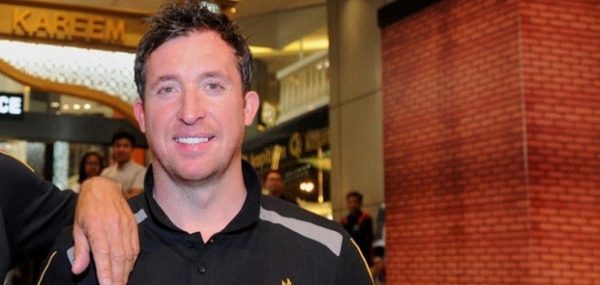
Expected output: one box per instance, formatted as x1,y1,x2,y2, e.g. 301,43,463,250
381,0,599,284
520,0,600,283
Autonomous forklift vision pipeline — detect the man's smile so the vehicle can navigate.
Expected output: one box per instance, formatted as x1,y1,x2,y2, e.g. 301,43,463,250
174,136,211,145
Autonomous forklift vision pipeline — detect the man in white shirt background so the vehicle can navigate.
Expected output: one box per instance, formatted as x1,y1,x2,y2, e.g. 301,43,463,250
101,131,146,199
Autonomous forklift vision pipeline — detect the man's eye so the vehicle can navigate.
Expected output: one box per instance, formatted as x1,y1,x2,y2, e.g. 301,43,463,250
158,86,174,94
207,83,223,90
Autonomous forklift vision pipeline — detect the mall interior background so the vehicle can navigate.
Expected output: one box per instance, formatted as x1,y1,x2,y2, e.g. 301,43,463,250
0,0,387,221
1,0,598,284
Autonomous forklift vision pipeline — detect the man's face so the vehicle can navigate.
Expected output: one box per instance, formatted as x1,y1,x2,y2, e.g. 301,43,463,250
264,172,284,196
134,30,258,185
347,196,362,213
112,138,133,164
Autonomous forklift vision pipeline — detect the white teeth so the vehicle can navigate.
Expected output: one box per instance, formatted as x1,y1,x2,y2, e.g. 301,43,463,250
175,137,209,144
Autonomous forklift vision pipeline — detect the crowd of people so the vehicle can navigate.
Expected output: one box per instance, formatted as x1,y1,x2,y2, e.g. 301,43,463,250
68,131,146,200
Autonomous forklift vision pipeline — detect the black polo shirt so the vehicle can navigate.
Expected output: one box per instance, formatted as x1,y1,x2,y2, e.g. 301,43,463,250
0,153,76,281
39,161,373,284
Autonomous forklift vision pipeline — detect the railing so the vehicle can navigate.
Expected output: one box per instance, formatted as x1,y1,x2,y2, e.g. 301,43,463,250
276,50,329,124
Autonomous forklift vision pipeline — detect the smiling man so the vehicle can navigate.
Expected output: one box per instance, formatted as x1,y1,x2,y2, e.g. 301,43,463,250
39,2,373,284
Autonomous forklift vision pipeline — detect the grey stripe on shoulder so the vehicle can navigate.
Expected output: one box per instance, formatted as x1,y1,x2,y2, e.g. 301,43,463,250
259,207,343,256
66,209,148,265
135,209,148,224
66,247,74,265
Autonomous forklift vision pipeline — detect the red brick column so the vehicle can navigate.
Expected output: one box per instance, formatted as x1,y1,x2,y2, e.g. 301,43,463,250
380,0,599,284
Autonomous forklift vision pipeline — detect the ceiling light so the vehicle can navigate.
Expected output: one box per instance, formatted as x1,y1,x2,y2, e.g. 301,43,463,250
300,182,315,193
200,1,220,13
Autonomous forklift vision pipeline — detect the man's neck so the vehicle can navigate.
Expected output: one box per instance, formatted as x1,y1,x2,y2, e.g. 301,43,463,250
152,166,247,242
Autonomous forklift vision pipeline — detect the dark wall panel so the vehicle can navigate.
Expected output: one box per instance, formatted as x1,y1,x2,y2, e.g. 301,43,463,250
0,113,146,147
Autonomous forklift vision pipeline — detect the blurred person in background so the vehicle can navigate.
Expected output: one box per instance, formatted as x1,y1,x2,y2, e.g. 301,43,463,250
101,131,145,199
263,169,297,204
71,151,105,193
371,203,385,284
341,191,374,265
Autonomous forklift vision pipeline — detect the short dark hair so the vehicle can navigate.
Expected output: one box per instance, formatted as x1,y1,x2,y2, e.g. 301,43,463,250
346,191,363,202
263,169,283,182
111,131,135,146
134,1,253,100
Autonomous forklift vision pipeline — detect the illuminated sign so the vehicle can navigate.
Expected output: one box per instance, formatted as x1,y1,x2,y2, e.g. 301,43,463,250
0,3,146,50
0,93,24,119
11,8,125,44
246,128,329,169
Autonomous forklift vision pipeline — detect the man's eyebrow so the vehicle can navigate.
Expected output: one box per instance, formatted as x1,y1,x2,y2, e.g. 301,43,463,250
149,75,178,89
198,71,235,87
199,71,226,80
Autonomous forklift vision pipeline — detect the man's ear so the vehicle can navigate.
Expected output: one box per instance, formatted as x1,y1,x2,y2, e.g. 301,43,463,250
243,91,260,126
133,100,146,133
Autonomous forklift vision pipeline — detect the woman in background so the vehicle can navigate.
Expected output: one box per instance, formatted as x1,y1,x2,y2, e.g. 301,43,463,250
72,152,104,193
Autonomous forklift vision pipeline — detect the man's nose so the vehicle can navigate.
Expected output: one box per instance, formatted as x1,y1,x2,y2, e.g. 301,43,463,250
178,89,207,125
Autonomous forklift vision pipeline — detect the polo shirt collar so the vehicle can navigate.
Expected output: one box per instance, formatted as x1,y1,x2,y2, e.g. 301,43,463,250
141,160,262,235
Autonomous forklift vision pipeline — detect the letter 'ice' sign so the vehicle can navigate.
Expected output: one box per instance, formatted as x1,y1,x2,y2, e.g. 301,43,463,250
0,93,24,119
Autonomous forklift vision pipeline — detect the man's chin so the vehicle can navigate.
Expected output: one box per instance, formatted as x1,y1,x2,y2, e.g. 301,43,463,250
174,167,215,183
